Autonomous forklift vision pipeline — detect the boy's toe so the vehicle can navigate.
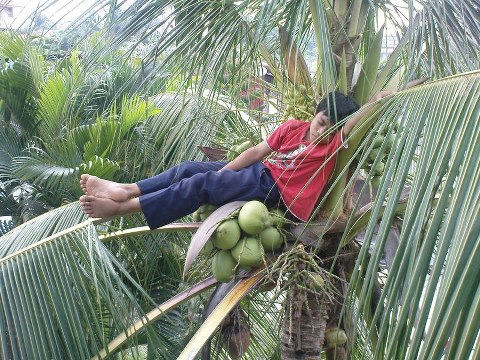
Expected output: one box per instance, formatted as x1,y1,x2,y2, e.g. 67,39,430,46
79,195,92,206
79,175,90,192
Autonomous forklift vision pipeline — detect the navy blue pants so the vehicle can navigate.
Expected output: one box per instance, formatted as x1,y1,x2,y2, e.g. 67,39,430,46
137,161,280,229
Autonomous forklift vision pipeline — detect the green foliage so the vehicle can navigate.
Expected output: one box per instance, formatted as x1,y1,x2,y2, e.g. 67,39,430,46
0,33,165,222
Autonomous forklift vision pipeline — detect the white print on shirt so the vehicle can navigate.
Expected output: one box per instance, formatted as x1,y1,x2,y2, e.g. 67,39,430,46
267,144,307,170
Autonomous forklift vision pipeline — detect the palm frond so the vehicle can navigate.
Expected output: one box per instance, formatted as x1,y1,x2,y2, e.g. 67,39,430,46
0,207,203,359
0,127,24,180
36,69,74,140
308,0,337,94
342,71,480,359
179,270,264,359
398,1,480,80
94,276,217,359
1,1,479,359
0,203,86,257
145,92,255,171
0,218,166,359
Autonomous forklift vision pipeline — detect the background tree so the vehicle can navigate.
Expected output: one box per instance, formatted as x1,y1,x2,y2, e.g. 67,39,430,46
0,0,479,359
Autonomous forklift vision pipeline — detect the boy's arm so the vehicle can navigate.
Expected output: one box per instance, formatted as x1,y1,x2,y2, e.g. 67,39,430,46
220,141,273,172
342,91,392,137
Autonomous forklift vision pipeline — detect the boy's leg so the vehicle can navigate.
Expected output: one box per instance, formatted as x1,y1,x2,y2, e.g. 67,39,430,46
80,161,225,201
139,162,280,229
137,161,226,195
79,195,141,218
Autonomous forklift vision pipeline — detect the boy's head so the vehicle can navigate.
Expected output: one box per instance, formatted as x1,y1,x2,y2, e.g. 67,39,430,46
315,91,359,125
307,92,359,143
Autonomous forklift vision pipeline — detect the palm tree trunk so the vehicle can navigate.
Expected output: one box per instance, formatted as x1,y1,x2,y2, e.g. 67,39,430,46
281,286,328,359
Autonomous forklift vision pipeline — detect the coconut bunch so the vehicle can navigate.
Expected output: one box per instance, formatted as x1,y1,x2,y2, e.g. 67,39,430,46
283,83,316,121
262,242,331,296
201,200,287,283
361,127,397,187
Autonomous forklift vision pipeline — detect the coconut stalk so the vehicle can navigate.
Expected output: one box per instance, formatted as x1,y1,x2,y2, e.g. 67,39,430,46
338,47,348,94
93,277,218,360
178,270,264,359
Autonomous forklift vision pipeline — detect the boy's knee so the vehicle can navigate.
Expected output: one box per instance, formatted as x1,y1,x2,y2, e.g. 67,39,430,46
178,161,196,170
176,161,201,175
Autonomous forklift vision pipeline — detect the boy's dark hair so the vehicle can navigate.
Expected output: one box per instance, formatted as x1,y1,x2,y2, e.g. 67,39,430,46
315,91,359,124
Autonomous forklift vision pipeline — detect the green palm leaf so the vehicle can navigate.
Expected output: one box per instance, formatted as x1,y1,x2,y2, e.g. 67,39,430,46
36,70,74,140
0,218,160,359
0,209,196,359
145,92,254,170
0,203,86,257
343,71,480,359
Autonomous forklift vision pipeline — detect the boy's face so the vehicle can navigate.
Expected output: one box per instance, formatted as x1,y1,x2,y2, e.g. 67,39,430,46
308,111,333,143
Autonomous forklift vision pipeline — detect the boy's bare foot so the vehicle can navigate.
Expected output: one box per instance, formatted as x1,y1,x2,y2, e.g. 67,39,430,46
79,195,141,218
80,174,139,202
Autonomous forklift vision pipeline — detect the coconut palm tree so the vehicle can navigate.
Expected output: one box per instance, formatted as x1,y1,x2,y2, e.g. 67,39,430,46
0,0,479,359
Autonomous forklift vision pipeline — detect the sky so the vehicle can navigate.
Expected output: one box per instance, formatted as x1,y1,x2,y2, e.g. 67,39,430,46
5,0,417,30
3,0,135,30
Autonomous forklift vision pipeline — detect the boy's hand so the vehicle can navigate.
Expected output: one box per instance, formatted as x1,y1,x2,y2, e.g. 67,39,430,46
343,91,392,137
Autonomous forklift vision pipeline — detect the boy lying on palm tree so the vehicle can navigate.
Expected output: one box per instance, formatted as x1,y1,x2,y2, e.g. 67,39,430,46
80,91,389,228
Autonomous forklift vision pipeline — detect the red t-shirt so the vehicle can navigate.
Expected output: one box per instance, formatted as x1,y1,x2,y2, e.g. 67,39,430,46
263,119,346,221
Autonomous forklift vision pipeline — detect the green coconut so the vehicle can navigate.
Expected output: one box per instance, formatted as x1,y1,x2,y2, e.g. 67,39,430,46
212,250,237,283
259,226,284,251
238,201,272,235
197,204,218,221
385,133,396,151
199,239,214,255
370,176,382,188
269,208,286,228
192,209,202,222
235,140,253,154
231,237,264,267
324,328,347,348
366,147,382,162
307,272,325,291
373,161,385,175
227,144,239,161
212,219,241,250
373,134,385,148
